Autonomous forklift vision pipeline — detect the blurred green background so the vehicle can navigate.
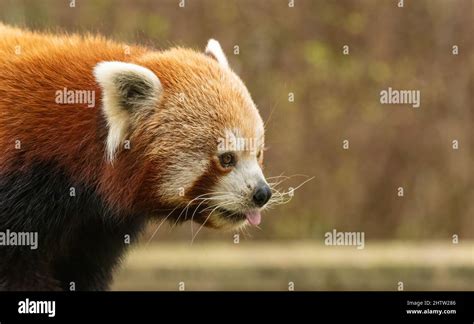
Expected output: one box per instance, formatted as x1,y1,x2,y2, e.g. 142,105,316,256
0,0,472,290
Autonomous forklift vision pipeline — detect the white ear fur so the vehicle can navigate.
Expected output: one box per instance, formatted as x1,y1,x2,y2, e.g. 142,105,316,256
205,39,229,68
94,61,161,162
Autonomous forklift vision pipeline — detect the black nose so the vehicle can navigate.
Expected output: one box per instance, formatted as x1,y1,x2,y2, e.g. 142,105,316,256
252,184,272,207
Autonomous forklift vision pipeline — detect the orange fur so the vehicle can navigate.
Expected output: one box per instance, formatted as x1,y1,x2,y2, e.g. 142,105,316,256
0,24,263,215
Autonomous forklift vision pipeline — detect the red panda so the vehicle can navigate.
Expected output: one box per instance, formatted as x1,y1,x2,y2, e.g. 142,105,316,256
0,24,272,290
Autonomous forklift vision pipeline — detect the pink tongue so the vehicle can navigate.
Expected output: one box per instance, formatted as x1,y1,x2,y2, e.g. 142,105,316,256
245,210,262,226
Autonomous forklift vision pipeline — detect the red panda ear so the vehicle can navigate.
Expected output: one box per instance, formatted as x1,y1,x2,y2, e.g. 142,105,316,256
205,39,229,68
93,61,162,162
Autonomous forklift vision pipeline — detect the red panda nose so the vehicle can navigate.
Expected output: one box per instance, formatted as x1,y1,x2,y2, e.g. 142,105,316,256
252,183,272,207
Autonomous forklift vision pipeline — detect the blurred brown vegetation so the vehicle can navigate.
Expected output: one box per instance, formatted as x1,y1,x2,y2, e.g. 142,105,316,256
0,0,472,241
112,241,474,290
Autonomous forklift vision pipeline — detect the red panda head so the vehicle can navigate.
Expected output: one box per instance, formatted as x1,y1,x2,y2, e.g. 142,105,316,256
94,39,270,230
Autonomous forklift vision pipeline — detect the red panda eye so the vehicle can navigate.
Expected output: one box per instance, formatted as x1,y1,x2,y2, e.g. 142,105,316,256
256,150,262,159
219,152,236,168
